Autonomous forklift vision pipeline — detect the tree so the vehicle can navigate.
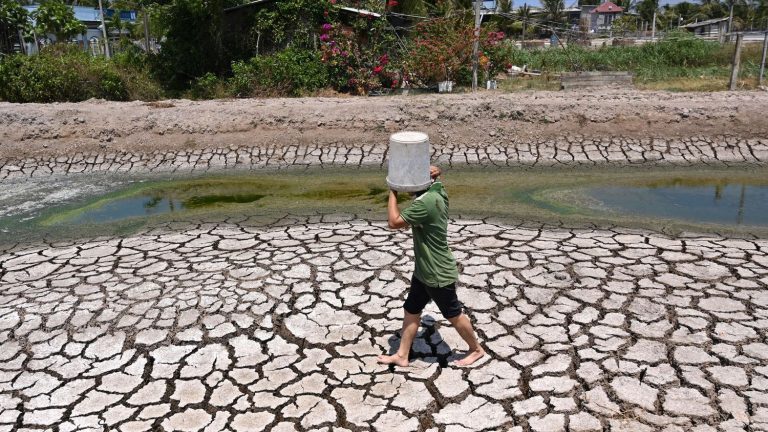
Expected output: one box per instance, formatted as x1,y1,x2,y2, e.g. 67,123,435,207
390,0,428,16
636,0,659,25
406,17,475,83
672,1,697,23
1,0,31,53
611,14,638,33
542,0,565,23
498,0,513,13
33,0,86,42
152,0,225,90
698,0,725,19
1,1,30,30
517,3,531,39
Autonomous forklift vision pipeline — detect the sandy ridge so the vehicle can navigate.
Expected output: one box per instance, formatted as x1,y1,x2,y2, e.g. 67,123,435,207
1,90,767,161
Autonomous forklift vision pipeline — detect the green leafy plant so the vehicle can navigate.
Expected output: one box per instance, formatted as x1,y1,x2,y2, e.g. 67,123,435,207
406,17,475,85
0,45,169,102
319,19,399,95
150,0,226,92
228,48,330,97
33,0,87,42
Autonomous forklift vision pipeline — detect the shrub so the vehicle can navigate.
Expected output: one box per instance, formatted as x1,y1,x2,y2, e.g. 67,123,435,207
319,22,398,95
407,17,475,85
228,48,329,97
187,72,229,100
112,47,165,101
0,45,130,102
0,45,167,103
498,32,725,77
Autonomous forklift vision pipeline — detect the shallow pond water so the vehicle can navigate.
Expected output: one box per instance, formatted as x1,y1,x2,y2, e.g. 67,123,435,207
588,183,768,226
2,166,768,244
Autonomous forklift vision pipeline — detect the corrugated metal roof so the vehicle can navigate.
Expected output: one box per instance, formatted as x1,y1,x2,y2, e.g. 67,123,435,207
683,17,728,28
23,5,135,23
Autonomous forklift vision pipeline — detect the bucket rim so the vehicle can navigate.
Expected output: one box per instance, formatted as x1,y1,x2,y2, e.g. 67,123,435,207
386,177,432,193
390,131,429,144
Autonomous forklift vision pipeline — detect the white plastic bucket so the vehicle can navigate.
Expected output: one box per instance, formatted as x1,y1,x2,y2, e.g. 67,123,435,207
386,131,431,192
438,81,454,93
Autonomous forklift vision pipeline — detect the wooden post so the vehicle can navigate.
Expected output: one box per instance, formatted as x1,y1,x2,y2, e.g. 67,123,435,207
471,0,482,92
760,30,768,87
17,30,26,55
651,11,656,41
729,33,743,90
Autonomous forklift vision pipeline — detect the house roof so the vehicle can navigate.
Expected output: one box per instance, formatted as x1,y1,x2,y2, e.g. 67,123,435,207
593,1,623,13
683,17,728,28
23,5,135,23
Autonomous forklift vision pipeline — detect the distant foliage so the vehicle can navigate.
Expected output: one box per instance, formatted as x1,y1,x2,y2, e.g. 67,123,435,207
0,0,30,33
503,32,731,78
0,46,165,103
229,48,330,97
33,0,87,42
151,0,226,92
407,17,475,84
319,19,400,95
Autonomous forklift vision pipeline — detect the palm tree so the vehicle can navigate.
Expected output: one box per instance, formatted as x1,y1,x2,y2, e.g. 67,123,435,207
542,0,565,24
498,0,514,13
518,3,531,40
637,0,659,26
392,0,428,16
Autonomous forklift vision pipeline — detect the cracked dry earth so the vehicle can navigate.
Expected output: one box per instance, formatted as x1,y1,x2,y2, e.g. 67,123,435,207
1,217,768,432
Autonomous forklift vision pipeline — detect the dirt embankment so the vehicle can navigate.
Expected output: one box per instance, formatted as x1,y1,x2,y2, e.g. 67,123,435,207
0,90,767,161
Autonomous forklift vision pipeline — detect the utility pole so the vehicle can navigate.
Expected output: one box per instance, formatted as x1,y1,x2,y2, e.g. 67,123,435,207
143,5,151,53
727,2,734,42
651,10,656,41
522,3,527,45
98,0,110,58
729,32,743,90
759,30,768,87
471,0,482,92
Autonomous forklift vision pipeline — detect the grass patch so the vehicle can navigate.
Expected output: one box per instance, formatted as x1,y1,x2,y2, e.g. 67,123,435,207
498,35,767,92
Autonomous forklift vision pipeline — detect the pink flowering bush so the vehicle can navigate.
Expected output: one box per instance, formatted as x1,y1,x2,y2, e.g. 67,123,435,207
481,30,515,78
319,20,399,94
406,18,475,85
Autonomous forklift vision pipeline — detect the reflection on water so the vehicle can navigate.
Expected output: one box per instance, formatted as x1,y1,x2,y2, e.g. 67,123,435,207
68,194,265,224
15,169,768,236
589,182,768,226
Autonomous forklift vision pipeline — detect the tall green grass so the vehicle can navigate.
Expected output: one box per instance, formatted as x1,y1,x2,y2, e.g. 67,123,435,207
506,34,763,82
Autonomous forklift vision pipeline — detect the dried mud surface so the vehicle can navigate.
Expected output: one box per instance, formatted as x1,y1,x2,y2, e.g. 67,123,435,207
1,90,767,161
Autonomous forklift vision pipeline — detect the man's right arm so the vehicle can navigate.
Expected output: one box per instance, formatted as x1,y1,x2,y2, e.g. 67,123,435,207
388,190,408,230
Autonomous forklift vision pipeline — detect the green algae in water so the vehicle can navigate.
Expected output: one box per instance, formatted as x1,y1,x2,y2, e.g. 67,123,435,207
18,166,768,242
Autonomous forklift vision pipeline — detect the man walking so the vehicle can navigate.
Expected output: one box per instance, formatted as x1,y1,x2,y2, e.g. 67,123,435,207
377,166,485,367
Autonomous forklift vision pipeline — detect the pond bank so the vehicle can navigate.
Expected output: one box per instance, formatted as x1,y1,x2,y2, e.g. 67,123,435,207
1,90,767,179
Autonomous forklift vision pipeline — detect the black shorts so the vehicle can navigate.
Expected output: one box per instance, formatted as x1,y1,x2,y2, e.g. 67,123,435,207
403,277,464,319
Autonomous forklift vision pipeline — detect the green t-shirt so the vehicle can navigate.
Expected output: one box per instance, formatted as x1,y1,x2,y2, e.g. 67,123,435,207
399,181,459,288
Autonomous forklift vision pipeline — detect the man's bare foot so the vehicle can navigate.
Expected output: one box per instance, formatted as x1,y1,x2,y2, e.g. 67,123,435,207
377,353,409,367
454,348,486,366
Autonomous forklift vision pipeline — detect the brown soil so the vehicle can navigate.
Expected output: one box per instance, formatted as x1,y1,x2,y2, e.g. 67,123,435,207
1,90,767,161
